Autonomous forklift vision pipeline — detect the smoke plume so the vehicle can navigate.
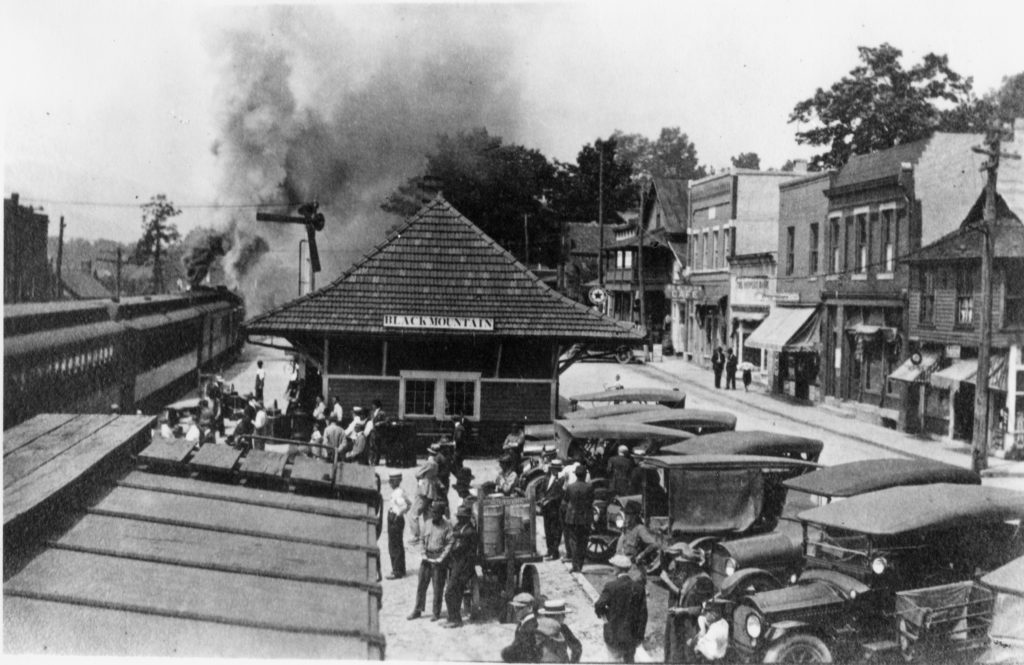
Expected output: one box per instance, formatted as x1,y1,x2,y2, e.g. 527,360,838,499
206,5,524,315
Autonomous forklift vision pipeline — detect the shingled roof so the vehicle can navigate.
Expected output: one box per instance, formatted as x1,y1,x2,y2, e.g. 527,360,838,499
649,178,688,233
245,195,642,341
904,191,1024,263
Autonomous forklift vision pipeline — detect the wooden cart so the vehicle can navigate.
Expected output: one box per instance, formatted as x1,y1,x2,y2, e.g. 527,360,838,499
468,494,542,622
896,581,996,661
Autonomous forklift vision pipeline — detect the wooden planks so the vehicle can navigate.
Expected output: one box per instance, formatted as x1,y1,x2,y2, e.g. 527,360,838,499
238,449,288,480
56,513,377,588
118,470,376,521
4,548,375,637
2,414,77,457
91,485,377,549
336,461,379,494
4,415,155,527
4,597,380,659
290,456,334,488
189,444,241,473
137,437,196,465
4,414,118,488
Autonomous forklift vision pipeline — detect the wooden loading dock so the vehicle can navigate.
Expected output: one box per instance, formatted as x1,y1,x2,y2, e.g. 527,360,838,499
4,414,384,659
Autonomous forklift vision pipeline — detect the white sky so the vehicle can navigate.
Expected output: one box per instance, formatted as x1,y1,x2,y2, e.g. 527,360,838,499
3,0,1023,242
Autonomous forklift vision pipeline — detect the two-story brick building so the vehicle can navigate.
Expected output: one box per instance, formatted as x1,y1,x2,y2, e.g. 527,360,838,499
4,194,51,304
817,133,992,421
746,170,835,399
683,169,802,367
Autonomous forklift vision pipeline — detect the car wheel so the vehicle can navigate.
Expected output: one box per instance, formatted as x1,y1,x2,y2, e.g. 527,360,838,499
763,634,833,663
519,564,541,599
615,346,632,364
587,535,617,563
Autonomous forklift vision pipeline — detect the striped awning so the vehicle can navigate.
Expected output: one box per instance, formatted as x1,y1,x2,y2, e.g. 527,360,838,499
929,353,1011,392
745,307,819,352
888,352,941,384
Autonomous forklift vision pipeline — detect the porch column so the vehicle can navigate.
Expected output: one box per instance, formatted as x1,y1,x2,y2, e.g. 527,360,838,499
948,386,957,440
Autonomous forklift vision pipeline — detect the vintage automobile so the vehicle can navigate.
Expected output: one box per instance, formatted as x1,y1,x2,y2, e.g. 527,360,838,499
727,484,1024,663
567,387,687,410
782,457,981,503
659,430,823,464
602,408,737,440
587,453,818,568
978,554,1024,663
562,402,670,421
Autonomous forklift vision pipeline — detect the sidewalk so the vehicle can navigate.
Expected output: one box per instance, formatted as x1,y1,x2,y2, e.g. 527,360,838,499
637,355,1024,480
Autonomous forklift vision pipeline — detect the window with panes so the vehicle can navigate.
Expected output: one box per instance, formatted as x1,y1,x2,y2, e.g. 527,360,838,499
919,269,936,325
856,213,868,272
956,267,975,326
830,218,841,273
809,223,820,274
880,209,894,272
1006,267,1024,327
785,227,795,276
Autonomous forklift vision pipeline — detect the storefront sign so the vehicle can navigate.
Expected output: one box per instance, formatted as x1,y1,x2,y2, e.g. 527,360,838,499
383,315,494,331
665,284,704,301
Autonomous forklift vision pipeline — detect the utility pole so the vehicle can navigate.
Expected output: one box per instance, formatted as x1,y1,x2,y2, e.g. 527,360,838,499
55,216,66,299
638,185,646,333
970,121,1020,472
96,248,123,302
557,216,566,292
523,213,530,265
597,142,605,289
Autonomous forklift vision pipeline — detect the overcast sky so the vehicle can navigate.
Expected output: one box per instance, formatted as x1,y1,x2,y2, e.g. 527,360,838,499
4,0,1023,245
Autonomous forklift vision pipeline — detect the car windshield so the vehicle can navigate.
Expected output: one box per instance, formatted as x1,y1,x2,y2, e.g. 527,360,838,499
665,466,766,535
805,523,871,566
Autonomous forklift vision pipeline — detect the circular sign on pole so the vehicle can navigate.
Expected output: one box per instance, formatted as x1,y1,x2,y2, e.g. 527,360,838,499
589,287,607,306
910,351,922,366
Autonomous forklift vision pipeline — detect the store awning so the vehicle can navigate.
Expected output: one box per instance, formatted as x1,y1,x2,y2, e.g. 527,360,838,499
732,310,768,322
929,354,1010,392
744,306,819,352
888,352,941,384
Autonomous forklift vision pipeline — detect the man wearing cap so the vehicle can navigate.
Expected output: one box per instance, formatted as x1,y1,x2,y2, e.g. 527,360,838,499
411,448,440,543
408,501,453,622
538,459,566,560
595,555,648,663
659,541,707,607
661,542,714,663
616,500,660,582
500,593,539,662
386,473,410,579
560,464,594,573
442,503,479,628
606,445,636,497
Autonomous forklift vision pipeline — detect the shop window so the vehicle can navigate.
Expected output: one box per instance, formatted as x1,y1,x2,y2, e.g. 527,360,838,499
809,223,819,274
785,227,795,276
1005,268,1024,327
956,268,974,327
919,270,935,325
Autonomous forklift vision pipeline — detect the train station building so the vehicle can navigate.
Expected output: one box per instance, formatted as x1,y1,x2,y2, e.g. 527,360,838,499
245,195,641,449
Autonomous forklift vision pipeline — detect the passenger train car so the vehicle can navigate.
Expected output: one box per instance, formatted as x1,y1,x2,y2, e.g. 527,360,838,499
3,287,244,429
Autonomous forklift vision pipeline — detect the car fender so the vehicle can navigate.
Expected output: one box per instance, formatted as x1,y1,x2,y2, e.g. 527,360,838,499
717,568,782,599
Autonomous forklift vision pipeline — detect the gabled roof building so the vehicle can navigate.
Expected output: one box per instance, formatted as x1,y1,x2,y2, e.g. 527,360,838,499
245,195,640,446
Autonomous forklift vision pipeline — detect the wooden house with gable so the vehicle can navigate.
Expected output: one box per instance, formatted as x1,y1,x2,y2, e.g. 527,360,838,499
244,195,641,450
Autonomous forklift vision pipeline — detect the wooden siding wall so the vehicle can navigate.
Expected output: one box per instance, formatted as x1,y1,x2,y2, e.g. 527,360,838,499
327,377,401,415
479,380,553,445
908,265,1024,347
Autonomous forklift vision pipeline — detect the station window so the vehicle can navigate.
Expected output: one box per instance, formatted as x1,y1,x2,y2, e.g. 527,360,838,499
404,379,436,416
400,372,481,420
445,381,476,417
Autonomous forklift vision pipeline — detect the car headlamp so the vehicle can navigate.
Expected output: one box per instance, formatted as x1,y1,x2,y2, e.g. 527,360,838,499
724,558,737,577
745,613,762,639
871,556,888,575
614,512,625,529
789,573,798,584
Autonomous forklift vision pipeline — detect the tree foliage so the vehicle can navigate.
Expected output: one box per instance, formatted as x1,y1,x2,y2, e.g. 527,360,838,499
612,127,708,181
790,43,982,169
550,136,637,227
730,152,761,170
135,194,181,293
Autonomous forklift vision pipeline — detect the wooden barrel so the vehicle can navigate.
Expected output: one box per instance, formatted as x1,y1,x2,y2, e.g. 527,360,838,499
504,502,532,555
482,503,504,556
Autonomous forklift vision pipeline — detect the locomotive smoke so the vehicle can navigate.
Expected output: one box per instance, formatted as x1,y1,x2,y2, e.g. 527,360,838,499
207,5,524,315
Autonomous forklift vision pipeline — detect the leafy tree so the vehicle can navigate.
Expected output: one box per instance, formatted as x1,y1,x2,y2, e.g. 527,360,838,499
789,43,981,169
135,194,181,293
731,152,761,170
382,128,558,263
549,136,637,228
613,127,708,181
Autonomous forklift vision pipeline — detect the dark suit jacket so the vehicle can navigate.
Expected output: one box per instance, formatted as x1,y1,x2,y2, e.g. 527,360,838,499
538,474,565,514
606,455,635,497
711,350,725,370
561,479,595,526
594,574,648,649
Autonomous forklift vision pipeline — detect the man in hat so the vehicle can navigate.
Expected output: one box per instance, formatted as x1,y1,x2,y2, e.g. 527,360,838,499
344,413,369,464
615,500,660,582
386,472,410,579
451,413,468,469
500,593,539,662
366,398,386,466
606,445,636,497
538,459,566,560
442,503,479,628
408,501,452,622
434,440,453,495
659,541,707,607
537,600,583,663
411,448,440,543
595,555,648,663
501,423,526,469
660,542,714,663
560,464,594,573
254,359,266,403
323,414,345,462
495,454,519,496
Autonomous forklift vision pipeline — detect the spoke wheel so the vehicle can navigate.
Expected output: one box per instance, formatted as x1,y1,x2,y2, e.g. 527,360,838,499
615,346,633,364
586,535,617,563
764,634,833,664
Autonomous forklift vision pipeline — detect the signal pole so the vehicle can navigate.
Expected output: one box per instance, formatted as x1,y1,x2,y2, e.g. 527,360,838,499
598,141,605,289
96,248,123,302
970,121,1020,472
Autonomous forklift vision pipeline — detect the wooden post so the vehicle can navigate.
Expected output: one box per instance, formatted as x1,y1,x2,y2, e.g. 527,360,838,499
598,142,604,289
55,216,65,299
